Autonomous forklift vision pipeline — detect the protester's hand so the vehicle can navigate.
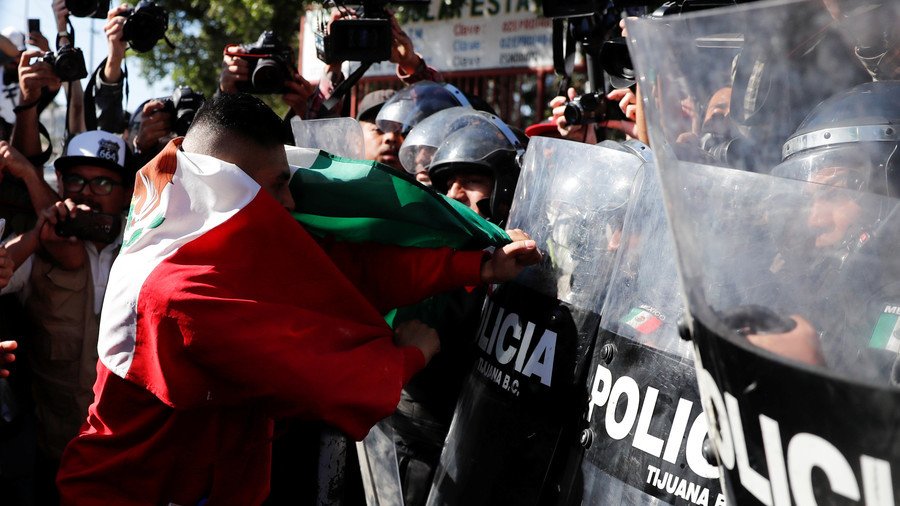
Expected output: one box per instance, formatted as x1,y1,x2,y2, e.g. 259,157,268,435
394,320,440,364
388,13,420,74
603,87,638,138
481,230,542,283
135,100,172,152
37,199,90,246
0,341,16,378
0,247,13,290
18,50,61,105
282,72,317,118
747,315,825,366
103,4,131,82
550,87,596,143
28,31,50,52
0,141,38,181
219,52,249,94
53,0,70,32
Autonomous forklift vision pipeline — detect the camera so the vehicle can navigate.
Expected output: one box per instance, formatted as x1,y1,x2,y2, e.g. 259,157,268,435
161,86,205,136
563,92,626,126
66,0,110,18
55,212,123,244
314,0,430,64
35,46,88,82
315,17,392,64
700,133,758,171
121,1,169,53
225,32,293,94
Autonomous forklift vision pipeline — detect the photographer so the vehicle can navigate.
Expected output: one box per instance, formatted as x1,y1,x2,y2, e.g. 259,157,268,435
2,130,133,504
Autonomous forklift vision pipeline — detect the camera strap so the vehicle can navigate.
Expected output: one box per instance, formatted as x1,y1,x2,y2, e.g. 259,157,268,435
83,57,130,132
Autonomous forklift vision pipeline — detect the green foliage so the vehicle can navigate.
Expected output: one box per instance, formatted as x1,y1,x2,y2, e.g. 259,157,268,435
133,0,312,114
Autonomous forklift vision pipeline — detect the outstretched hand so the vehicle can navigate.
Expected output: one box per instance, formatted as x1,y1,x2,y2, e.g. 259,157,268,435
481,229,542,284
394,319,440,364
0,341,16,378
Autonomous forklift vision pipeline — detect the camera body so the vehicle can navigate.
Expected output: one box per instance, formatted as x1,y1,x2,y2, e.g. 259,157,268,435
227,32,293,95
121,1,169,53
162,86,205,136
563,92,626,126
55,212,122,244
35,47,88,82
66,0,110,18
315,18,392,64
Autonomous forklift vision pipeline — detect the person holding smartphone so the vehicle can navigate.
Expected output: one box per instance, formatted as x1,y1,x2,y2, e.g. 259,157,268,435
1,129,134,504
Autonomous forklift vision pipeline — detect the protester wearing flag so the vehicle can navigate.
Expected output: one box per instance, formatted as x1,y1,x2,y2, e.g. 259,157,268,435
57,93,540,505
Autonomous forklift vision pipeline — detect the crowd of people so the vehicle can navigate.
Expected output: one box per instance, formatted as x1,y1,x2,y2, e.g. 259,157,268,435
0,0,897,504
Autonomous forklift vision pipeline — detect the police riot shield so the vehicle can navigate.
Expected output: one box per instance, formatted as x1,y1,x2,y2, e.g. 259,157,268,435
628,0,900,504
290,116,366,159
564,154,724,506
427,137,645,506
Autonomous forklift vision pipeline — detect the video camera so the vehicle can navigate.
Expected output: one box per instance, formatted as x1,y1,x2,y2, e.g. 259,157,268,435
34,46,88,82
161,86,205,136
65,0,110,19
314,0,429,64
120,1,169,53
225,31,293,95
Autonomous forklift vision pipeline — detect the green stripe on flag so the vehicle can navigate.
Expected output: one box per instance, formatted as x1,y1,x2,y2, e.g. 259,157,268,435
869,313,899,349
289,151,510,250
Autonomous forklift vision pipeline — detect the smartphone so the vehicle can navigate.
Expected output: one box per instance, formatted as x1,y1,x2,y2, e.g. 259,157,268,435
0,218,6,239
55,212,122,244
28,19,40,34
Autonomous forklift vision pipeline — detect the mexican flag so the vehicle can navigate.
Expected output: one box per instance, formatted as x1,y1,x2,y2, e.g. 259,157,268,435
622,307,663,334
286,147,509,250
869,306,900,353
99,139,496,439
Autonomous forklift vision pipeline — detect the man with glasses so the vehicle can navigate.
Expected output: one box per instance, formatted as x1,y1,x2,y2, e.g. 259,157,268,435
1,129,133,502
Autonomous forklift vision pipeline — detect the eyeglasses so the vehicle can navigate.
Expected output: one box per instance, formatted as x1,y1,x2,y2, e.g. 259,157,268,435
62,174,122,196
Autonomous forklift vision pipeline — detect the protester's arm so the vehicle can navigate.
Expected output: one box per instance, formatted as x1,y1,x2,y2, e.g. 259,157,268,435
0,141,59,214
389,14,441,84
94,4,130,133
325,233,541,312
11,50,60,161
5,199,87,270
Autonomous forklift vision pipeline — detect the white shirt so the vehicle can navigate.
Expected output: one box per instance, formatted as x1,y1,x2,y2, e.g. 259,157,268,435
2,239,122,315
0,66,19,125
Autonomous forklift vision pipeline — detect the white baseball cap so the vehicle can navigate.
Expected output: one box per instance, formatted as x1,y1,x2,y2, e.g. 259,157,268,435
1,27,26,52
55,130,131,176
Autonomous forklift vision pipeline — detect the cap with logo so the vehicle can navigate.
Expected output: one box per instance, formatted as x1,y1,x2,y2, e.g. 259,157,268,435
1,27,26,52
55,130,132,178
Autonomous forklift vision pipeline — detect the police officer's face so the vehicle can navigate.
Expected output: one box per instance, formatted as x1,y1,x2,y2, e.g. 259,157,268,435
807,167,863,248
446,171,493,216
362,120,403,170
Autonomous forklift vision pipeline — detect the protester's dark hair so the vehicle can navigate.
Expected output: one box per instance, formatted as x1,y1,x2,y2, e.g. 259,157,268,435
187,93,286,148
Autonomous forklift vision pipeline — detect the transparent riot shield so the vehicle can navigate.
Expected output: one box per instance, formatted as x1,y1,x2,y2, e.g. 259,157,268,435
628,0,900,504
290,117,365,159
426,137,645,506
561,159,724,506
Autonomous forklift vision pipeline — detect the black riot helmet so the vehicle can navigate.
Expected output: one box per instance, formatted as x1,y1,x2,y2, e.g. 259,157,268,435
775,81,900,197
375,81,472,135
428,114,526,224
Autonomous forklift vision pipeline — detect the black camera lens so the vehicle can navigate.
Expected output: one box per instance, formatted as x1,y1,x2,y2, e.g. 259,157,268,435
54,47,88,81
252,58,289,94
66,0,110,18
564,93,603,126
122,1,169,53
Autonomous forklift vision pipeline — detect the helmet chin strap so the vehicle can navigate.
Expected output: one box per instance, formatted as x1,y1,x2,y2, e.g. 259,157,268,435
476,198,493,221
